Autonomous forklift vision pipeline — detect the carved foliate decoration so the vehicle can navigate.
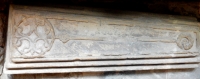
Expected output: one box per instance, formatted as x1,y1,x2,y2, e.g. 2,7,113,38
4,5,200,74
177,33,194,50
13,16,55,58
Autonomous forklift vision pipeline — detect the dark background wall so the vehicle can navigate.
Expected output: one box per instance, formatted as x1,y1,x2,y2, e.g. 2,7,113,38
0,0,200,18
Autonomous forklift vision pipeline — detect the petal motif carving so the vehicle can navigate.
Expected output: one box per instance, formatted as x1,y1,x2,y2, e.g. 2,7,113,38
13,16,55,58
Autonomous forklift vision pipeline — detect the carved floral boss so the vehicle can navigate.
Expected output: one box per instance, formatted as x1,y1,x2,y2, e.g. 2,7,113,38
13,16,55,58
12,16,194,58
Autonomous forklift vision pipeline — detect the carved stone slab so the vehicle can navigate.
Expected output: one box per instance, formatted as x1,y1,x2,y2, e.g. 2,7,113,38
4,5,200,74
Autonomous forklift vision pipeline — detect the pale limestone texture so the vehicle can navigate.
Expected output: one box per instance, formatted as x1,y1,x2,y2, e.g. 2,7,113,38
2,4,200,79
3,66,200,79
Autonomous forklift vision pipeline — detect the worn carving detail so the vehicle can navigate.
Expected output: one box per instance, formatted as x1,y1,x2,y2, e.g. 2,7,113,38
177,33,194,50
56,34,104,43
5,5,200,74
13,16,55,58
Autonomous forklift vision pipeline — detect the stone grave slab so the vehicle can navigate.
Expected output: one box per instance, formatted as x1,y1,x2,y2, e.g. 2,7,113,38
4,5,200,74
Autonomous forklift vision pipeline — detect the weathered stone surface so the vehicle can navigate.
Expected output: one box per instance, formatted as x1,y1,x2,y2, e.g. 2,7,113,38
0,13,5,77
4,5,200,74
5,66,200,79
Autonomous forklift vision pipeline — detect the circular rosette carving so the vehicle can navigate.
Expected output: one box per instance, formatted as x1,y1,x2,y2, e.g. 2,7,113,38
176,33,194,50
13,16,55,58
